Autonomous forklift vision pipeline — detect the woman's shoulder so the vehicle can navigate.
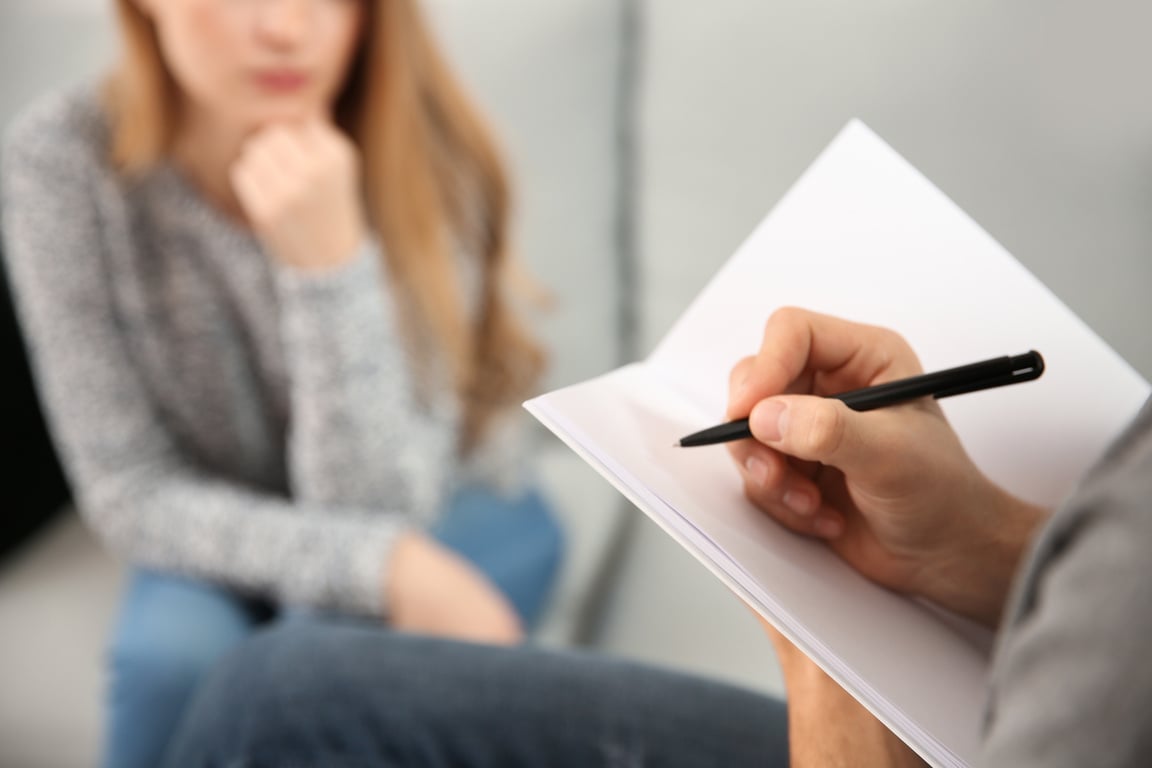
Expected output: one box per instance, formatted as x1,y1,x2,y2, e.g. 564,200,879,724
3,81,111,174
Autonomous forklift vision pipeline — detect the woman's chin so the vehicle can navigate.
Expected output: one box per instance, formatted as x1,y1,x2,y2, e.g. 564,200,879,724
244,100,327,127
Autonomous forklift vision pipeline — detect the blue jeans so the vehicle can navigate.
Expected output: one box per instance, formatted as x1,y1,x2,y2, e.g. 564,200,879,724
102,485,563,768
429,484,563,631
165,620,789,767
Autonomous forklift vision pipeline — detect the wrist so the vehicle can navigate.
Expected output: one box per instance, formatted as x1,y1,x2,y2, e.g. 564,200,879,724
916,484,1048,627
384,532,524,645
272,225,367,273
384,531,430,615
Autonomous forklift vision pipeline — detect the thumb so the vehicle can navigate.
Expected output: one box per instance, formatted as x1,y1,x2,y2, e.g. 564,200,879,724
747,395,878,474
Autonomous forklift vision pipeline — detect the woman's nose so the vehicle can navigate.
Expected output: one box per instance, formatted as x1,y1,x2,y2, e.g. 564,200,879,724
254,0,312,49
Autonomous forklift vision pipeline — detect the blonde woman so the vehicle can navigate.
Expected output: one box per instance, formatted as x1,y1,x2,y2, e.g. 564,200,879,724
1,0,562,766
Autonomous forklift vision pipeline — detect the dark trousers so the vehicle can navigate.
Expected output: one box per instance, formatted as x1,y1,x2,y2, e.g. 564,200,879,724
166,620,789,768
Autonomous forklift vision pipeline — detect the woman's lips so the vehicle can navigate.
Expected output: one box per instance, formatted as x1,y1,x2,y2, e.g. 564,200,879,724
253,70,310,93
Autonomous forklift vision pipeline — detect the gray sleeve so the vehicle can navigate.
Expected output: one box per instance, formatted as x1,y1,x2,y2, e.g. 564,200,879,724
980,404,1152,767
1,99,399,617
275,246,458,521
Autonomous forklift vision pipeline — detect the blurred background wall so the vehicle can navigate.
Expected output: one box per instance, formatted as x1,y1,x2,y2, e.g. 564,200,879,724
595,0,1152,676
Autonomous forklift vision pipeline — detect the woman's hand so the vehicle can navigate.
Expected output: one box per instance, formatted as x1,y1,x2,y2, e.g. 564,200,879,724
727,308,1046,626
385,533,524,646
230,118,367,271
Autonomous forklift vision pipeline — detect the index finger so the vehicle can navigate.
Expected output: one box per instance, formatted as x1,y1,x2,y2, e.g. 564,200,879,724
727,307,922,419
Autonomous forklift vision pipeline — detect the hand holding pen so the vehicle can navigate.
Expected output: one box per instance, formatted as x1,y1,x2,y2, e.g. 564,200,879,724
680,350,1043,446
720,308,1048,627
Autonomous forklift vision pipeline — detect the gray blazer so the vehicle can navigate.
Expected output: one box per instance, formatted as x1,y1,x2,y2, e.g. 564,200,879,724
982,397,1152,765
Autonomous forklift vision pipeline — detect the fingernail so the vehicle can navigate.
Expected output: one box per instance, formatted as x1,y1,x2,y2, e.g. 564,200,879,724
783,491,813,515
744,455,769,486
750,400,787,443
814,518,842,538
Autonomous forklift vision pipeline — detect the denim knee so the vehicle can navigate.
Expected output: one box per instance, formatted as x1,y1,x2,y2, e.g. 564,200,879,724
103,570,267,768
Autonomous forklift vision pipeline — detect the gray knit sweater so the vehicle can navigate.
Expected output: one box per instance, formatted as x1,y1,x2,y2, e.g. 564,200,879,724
1,85,521,617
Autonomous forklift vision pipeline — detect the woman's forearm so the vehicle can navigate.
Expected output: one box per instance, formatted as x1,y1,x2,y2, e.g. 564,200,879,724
276,243,457,517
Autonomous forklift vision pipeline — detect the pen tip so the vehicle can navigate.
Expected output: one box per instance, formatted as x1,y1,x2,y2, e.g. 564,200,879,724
672,441,683,448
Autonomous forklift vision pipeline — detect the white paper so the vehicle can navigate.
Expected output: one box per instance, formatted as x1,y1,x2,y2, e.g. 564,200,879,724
525,120,1150,767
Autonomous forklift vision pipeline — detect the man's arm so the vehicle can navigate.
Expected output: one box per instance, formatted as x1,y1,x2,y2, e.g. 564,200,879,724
765,622,926,768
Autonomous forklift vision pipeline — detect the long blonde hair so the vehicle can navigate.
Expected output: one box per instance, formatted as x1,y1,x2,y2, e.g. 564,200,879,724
104,0,545,453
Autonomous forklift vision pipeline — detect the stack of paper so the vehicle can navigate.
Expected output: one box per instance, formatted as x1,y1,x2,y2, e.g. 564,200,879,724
525,121,1149,767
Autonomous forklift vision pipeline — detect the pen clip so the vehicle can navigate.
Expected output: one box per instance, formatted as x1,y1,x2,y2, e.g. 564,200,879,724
932,351,1044,399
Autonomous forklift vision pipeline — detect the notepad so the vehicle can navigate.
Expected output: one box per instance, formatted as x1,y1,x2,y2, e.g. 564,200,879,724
524,121,1151,768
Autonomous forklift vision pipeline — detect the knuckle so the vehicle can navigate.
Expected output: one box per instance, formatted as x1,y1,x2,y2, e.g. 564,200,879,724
764,306,811,343
876,327,907,356
768,305,804,328
726,440,750,466
729,356,754,390
747,494,811,537
876,327,917,363
742,478,774,510
760,452,786,488
740,447,784,488
804,404,846,458
763,307,794,341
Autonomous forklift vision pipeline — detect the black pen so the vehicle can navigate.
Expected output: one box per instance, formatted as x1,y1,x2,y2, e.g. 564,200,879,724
677,350,1045,447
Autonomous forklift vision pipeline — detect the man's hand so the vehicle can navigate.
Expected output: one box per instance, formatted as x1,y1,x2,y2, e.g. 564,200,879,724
727,308,1046,626
230,118,367,271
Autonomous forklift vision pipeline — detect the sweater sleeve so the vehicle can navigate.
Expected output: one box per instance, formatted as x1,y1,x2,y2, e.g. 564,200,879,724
979,400,1152,767
274,245,458,521
1,95,400,617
